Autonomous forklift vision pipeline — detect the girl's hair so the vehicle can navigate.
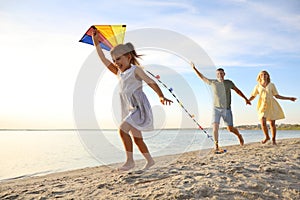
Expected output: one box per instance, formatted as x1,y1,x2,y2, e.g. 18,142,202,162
257,70,271,84
110,42,142,66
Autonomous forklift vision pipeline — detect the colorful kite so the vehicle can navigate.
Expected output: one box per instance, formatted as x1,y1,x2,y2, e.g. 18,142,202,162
79,25,126,51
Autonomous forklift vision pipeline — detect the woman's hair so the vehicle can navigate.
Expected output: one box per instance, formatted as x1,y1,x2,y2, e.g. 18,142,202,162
110,42,142,66
257,70,271,84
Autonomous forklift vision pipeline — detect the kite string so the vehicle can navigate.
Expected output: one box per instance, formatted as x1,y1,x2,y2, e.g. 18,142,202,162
146,70,214,142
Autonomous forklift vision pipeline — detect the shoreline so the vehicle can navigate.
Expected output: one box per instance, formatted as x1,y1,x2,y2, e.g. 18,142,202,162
1,138,299,199
0,124,299,131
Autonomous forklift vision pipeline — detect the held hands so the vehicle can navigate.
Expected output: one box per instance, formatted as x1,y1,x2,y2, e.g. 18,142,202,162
160,96,173,105
245,99,252,105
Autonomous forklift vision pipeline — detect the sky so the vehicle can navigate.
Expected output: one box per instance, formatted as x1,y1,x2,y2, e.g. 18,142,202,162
0,0,299,129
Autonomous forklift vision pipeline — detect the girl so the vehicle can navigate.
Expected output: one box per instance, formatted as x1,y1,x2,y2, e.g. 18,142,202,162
92,28,173,171
249,70,297,145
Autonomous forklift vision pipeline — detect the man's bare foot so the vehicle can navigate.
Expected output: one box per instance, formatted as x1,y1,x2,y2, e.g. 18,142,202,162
214,148,226,154
261,137,270,144
215,141,219,151
272,139,277,145
142,159,155,171
118,162,135,171
237,133,244,146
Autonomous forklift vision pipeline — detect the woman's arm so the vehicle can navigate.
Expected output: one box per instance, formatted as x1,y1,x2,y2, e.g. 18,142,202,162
248,95,256,102
248,84,259,102
271,83,297,101
135,67,173,105
91,28,118,75
274,95,297,101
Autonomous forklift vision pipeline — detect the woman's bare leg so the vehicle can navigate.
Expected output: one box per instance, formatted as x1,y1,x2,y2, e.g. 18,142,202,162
269,120,277,145
260,117,270,144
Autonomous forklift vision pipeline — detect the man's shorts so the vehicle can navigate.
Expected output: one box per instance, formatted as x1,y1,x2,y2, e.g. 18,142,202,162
212,107,233,126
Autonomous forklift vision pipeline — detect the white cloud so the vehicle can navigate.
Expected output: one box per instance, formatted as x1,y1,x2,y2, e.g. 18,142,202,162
248,1,300,30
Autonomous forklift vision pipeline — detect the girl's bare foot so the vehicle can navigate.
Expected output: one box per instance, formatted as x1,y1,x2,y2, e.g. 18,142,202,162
142,159,155,171
272,139,277,145
261,137,270,144
118,162,135,171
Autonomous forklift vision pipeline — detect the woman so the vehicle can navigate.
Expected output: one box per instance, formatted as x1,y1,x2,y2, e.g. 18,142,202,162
249,70,297,145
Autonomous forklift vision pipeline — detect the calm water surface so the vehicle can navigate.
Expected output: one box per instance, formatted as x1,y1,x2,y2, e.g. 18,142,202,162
0,129,299,181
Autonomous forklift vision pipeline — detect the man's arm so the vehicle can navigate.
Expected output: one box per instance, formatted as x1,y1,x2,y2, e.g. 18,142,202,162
191,62,210,84
233,86,251,105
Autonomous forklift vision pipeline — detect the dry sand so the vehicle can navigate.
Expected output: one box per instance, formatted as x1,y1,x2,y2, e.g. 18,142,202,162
1,138,299,199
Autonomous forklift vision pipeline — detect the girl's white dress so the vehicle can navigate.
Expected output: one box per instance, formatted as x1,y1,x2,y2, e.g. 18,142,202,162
118,65,154,131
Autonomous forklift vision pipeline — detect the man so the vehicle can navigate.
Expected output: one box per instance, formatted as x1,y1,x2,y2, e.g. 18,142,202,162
191,63,251,152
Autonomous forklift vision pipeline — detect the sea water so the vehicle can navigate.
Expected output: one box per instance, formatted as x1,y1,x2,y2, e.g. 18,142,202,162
0,129,299,181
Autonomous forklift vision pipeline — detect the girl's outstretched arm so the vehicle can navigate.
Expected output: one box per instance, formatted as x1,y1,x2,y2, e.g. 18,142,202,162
135,67,173,105
274,95,297,101
91,28,118,75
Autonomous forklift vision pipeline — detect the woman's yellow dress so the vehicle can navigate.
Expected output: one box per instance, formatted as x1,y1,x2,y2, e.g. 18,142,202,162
251,82,285,120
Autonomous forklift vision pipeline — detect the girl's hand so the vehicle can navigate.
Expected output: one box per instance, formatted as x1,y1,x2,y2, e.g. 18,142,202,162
160,96,173,105
290,97,297,102
92,28,98,36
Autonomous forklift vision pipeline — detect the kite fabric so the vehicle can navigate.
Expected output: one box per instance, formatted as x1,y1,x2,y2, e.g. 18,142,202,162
79,25,126,51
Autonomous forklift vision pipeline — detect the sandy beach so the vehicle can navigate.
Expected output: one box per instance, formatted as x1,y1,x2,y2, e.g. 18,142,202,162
1,138,299,199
